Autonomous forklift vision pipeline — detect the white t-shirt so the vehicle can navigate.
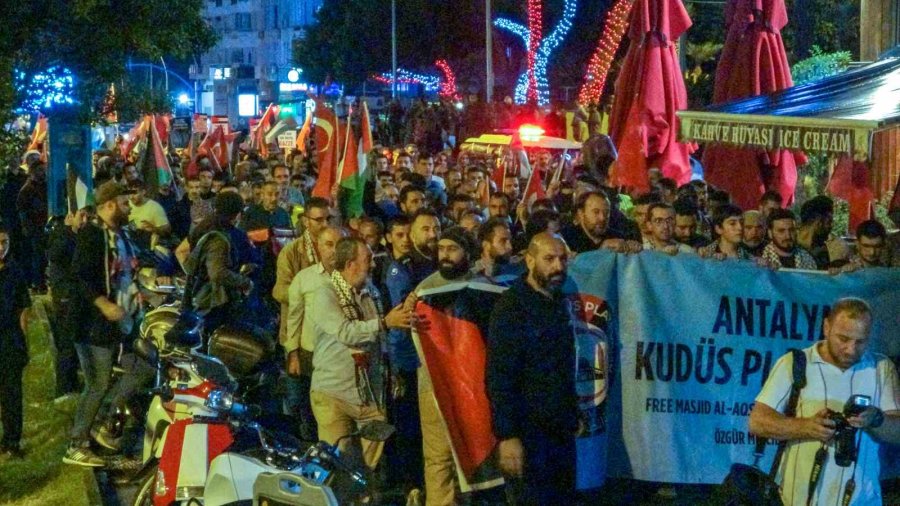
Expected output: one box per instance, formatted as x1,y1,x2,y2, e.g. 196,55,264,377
756,344,900,506
129,198,170,229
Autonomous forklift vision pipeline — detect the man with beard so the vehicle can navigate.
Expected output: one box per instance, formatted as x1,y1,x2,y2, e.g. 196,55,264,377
383,209,441,496
797,195,849,269
487,233,578,504
171,175,214,239
488,193,511,220
761,208,818,270
749,298,900,506
631,192,661,244
562,191,638,254
472,218,522,284
399,185,428,218
741,210,767,257
65,182,144,467
673,198,710,249
833,220,889,272
413,227,477,504
240,181,292,231
284,226,347,440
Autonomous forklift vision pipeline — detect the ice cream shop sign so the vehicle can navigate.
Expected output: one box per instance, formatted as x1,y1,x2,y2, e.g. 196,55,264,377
678,112,879,160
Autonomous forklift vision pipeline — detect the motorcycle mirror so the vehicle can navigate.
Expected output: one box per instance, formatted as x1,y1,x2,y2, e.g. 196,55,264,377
133,338,160,367
356,421,395,442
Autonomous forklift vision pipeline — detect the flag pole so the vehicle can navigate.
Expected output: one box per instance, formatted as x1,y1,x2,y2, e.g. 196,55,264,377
551,149,568,186
334,105,353,186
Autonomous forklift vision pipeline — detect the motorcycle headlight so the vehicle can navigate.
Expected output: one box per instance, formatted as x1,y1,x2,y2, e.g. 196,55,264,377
205,389,234,412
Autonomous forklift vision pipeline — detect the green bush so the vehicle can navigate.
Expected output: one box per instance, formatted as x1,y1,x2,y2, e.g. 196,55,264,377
791,46,852,86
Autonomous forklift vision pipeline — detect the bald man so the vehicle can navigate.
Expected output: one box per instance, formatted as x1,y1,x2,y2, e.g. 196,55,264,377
741,210,767,257
486,233,577,504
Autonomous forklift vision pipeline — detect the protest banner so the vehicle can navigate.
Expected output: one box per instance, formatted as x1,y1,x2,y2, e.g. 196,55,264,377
567,251,900,484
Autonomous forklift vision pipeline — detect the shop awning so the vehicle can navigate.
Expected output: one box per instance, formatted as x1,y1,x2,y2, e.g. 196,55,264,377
677,57,900,160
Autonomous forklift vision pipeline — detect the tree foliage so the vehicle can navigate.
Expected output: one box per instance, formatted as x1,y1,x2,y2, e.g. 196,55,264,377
1,0,216,122
294,0,525,87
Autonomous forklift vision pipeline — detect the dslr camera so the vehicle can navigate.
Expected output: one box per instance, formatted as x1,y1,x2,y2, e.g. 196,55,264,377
825,394,871,467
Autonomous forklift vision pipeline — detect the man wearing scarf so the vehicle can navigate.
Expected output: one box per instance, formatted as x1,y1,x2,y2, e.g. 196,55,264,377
307,237,412,471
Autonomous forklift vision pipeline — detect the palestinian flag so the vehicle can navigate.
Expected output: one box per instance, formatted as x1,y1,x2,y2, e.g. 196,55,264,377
338,103,372,218
415,281,611,492
413,282,507,492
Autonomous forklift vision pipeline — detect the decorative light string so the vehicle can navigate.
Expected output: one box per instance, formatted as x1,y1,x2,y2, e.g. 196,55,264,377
375,68,441,91
578,0,633,104
434,59,461,101
494,0,576,106
15,66,76,111
526,0,543,104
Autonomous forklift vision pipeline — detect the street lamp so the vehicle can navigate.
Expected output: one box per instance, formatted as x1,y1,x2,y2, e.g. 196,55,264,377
178,93,190,105
392,0,397,99
486,0,493,103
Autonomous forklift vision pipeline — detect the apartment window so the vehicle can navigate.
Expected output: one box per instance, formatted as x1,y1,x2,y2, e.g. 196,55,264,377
232,49,244,64
215,0,221,6
235,12,252,31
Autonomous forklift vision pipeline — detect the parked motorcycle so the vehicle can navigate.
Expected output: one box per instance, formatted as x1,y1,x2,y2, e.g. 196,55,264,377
131,339,252,506
204,418,395,506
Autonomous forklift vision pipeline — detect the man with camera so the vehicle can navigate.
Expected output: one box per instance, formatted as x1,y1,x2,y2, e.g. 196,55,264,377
749,298,900,505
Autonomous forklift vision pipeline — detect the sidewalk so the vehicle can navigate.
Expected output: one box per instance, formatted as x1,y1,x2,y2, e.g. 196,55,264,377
0,294,102,506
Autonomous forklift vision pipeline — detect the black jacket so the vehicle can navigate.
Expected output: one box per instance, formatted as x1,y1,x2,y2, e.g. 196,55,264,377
486,277,578,440
72,222,134,346
0,260,30,365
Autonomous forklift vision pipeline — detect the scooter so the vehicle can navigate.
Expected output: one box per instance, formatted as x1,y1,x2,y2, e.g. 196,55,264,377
204,419,395,506
131,339,251,506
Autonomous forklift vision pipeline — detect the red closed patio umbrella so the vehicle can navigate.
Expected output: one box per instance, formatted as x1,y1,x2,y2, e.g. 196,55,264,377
608,0,696,193
702,0,806,209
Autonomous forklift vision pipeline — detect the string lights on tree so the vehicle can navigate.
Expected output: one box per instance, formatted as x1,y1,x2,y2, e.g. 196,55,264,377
434,59,461,101
526,0,542,104
15,66,76,111
577,0,633,105
494,0,577,106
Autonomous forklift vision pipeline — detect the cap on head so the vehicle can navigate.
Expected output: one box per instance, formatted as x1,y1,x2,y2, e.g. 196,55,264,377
95,181,134,206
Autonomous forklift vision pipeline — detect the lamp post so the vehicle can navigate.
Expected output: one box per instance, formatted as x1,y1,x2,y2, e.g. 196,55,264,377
485,0,493,103
392,0,397,99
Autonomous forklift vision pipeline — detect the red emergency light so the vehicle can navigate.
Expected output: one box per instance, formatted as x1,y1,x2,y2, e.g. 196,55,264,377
518,124,545,141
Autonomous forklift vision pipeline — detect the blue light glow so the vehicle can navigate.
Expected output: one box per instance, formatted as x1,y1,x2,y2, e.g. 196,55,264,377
15,66,77,111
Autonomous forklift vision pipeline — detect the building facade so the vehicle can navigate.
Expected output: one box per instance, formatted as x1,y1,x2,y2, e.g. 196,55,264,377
192,0,322,128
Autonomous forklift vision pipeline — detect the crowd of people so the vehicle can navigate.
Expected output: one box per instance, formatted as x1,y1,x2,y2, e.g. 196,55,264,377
0,106,898,505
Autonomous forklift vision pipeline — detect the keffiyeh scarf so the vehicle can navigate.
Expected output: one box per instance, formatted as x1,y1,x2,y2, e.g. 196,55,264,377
330,270,385,406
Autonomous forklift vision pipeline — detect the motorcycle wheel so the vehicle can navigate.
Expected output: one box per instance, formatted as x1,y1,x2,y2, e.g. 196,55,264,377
132,463,158,506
